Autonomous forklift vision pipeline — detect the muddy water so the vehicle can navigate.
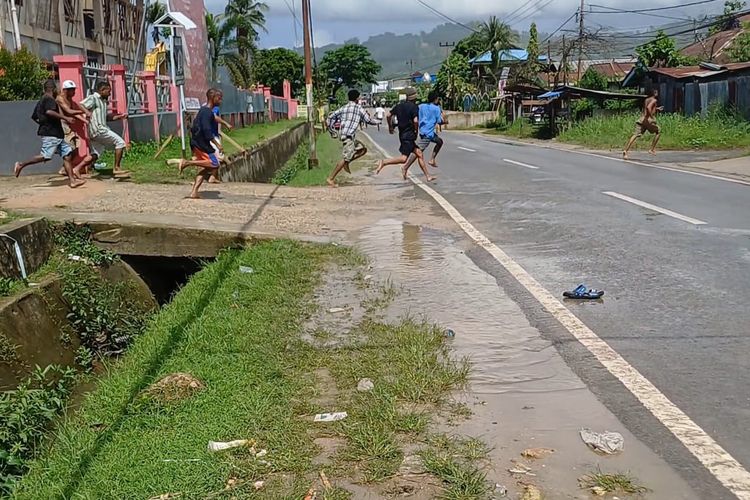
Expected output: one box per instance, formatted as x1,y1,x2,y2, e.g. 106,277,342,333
355,218,698,499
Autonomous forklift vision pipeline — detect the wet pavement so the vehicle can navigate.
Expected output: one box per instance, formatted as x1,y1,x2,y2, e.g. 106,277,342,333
365,127,750,499
355,218,697,499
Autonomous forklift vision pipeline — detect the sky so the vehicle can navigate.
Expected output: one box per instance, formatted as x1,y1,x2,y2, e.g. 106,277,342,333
201,0,734,49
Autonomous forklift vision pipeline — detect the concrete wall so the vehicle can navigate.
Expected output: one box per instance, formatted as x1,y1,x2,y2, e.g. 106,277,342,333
444,111,499,129
0,218,55,280
223,122,310,183
0,101,65,176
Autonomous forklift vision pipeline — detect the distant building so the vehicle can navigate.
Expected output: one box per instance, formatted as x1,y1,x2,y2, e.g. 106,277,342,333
0,0,145,67
625,62,750,118
680,13,750,64
579,59,636,89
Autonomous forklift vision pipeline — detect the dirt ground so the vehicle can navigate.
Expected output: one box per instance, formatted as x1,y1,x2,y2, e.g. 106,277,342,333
1,139,698,499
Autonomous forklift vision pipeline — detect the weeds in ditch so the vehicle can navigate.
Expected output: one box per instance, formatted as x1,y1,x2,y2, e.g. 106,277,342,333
53,222,115,266
0,277,15,296
273,140,309,185
0,364,77,495
0,334,19,363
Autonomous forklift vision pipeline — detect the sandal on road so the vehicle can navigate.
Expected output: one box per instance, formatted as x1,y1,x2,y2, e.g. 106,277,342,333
563,284,604,299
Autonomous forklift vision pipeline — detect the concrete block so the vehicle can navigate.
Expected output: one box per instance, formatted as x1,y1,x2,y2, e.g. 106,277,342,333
0,218,54,280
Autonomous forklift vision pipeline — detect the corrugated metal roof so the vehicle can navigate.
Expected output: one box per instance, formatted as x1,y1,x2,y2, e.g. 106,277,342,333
680,13,750,64
469,49,550,64
651,61,750,79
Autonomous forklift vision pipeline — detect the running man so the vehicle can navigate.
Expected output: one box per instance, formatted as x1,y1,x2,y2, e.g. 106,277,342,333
14,79,84,188
57,80,96,178
207,88,233,184
326,89,379,187
177,89,224,199
374,103,386,131
623,88,663,159
375,87,433,181
79,81,129,173
419,90,447,168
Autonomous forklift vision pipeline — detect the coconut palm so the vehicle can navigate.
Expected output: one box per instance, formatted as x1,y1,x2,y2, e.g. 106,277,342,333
479,16,517,81
205,13,253,88
145,1,168,44
224,0,268,60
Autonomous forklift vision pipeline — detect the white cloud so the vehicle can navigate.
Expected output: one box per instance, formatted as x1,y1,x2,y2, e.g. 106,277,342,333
312,29,334,47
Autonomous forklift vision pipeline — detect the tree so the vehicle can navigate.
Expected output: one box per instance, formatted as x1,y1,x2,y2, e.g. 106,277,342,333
454,32,485,59
0,47,51,101
579,67,608,91
479,16,517,81
519,22,541,83
252,48,304,96
727,23,750,61
436,52,472,110
224,0,268,60
317,44,381,96
710,0,746,34
205,13,254,88
636,30,694,67
145,1,167,44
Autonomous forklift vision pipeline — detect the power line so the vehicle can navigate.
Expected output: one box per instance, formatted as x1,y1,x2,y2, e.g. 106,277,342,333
541,11,578,43
506,0,555,26
501,0,537,24
588,7,695,23
590,0,722,14
412,0,480,33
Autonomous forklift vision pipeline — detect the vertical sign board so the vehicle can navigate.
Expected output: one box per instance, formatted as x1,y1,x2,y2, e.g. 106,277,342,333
173,35,186,86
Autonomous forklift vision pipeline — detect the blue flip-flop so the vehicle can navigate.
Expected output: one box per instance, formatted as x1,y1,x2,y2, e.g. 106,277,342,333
564,284,604,299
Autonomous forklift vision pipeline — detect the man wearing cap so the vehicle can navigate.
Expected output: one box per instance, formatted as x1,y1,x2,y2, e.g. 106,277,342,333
375,87,434,181
57,80,96,177
80,80,129,173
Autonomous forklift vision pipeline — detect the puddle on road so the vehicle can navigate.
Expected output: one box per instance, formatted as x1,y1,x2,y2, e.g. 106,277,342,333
357,218,583,396
355,218,699,499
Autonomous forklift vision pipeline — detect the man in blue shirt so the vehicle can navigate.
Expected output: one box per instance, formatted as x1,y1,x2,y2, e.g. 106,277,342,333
403,90,446,177
418,91,446,168
206,89,233,183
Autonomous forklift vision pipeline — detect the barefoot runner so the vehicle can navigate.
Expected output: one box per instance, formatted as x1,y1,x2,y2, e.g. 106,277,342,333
375,88,433,181
14,79,84,188
326,89,379,187
623,88,663,160
177,89,224,199
420,90,446,168
79,81,129,174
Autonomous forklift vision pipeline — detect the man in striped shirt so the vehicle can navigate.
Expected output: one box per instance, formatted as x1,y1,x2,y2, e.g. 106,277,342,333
80,81,129,173
326,89,379,187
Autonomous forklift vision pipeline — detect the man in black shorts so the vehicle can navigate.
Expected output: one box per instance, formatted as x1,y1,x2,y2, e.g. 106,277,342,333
375,88,434,181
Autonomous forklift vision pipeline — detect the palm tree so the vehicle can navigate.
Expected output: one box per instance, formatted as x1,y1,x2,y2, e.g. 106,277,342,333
479,16,516,82
224,0,268,60
145,1,168,44
205,13,253,88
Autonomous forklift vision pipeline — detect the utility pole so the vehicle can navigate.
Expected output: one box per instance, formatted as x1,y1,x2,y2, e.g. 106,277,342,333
439,41,455,57
301,0,317,167
406,59,415,72
547,40,552,88
562,35,568,86
577,0,584,84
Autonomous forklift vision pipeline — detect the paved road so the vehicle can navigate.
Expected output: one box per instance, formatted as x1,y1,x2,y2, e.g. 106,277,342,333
367,128,750,499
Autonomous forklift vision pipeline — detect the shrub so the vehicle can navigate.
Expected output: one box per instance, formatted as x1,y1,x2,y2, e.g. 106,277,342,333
0,47,51,101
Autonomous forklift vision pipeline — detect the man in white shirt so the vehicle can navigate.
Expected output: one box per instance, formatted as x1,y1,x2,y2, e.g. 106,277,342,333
374,105,386,131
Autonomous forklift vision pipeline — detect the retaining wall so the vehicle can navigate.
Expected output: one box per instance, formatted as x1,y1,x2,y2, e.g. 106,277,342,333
223,122,310,183
0,218,55,280
444,111,499,129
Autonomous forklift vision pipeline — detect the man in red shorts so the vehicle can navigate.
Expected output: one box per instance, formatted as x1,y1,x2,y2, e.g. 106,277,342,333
177,89,223,199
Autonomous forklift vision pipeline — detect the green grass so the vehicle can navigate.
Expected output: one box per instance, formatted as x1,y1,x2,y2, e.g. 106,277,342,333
285,133,350,187
578,468,648,495
98,119,302,184
14,240,478,498
0,210,27,225
558,111,750,151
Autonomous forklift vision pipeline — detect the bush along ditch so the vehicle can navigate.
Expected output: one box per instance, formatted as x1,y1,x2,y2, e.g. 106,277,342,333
0,222,156,494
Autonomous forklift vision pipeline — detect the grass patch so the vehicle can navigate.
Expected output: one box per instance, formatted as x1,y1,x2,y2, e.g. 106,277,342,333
485,119,553,140
274,132,364,187
420,446,490,499
13,241,334,499
578,468,648,495
98,120,301,184
0,210,27,225
558,111,750,151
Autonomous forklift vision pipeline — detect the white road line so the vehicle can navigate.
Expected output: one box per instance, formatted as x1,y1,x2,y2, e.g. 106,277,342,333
457,146,477,152
481,135,750,187
503,158,540,170
362,129,750,499
603,191,708,225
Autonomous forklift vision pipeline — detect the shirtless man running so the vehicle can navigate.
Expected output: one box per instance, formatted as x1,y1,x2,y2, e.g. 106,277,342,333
623,88,663,160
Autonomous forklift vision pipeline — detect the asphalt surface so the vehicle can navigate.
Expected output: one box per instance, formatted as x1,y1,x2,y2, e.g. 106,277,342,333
367,127,750,499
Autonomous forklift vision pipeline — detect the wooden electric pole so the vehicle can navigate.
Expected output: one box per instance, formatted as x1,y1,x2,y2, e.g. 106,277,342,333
302,0,317,167
577,0,585,83
439,41,455,57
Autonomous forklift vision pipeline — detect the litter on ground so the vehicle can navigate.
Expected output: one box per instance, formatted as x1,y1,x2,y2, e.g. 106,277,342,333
580,428,624,454
314,412,348,422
